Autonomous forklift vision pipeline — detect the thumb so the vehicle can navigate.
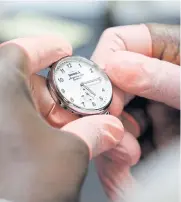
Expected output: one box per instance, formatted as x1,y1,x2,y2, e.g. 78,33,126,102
106,51,180,109
61,115,124,159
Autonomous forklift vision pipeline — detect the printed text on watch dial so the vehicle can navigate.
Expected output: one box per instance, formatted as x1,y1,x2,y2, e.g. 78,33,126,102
54,59,112,110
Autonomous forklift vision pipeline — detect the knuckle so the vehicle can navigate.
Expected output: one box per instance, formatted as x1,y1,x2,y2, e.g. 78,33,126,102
101,27,116,38
105,115,124,129
0,42,27,72
102,114,118,122
0,42,25,56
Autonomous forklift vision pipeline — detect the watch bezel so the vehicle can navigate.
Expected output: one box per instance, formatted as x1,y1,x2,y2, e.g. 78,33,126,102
47,56,113,116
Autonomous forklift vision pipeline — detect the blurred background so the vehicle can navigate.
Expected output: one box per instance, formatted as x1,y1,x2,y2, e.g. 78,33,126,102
0,1,180,202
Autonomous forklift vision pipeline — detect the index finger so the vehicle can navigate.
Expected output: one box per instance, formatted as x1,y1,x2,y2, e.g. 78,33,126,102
91,24,180,116
92,24,180,65
91,24,152,116
0,35,72,74
92,24,152,66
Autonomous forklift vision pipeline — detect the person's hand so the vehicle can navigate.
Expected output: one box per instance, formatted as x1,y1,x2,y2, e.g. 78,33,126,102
0,37,124,202
91,24,180,201
1,36,80,128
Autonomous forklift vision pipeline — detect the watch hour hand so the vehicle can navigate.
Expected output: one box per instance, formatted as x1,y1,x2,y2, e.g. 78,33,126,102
80,83,96,96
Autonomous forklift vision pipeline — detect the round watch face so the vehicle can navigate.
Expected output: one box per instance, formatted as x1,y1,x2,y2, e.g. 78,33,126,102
49,56,112,115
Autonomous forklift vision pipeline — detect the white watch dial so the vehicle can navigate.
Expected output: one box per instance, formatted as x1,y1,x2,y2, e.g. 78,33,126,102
52,56,112,113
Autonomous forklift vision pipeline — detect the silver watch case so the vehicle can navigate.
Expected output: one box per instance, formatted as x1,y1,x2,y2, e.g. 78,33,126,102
47,56,112,116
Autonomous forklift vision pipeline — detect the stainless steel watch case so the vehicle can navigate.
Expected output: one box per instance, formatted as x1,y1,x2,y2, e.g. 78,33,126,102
47,56,112,116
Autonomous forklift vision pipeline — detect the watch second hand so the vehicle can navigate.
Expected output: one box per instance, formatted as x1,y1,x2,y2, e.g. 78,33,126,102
81,83,96,96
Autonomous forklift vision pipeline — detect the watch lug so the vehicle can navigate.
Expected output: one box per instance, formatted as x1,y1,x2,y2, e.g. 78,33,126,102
61,103,66,108
104,110,110,115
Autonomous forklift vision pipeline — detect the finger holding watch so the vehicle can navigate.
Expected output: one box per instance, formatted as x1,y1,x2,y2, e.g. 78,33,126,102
0,37,125,202
91,23,180,201
92,23,180,115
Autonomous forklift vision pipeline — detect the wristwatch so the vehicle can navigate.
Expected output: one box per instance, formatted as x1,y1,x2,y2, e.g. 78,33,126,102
47,56,113,116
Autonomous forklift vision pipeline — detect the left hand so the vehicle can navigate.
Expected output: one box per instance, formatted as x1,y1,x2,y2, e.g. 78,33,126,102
0,36,124,202
1,36,80,128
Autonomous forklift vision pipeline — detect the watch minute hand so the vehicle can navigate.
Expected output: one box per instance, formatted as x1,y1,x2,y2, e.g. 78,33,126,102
82,77,101,85
81,83,96,96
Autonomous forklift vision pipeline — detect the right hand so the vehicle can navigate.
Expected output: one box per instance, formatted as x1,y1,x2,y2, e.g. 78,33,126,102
92,24,180,113
91,23,180,201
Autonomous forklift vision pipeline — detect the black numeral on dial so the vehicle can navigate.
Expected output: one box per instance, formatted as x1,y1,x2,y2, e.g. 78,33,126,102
58,78,64,82
99,96,103,101
79,64,82,68
92,102,96,106
70,97,74,102
102,88,105,92
61,89,65,93
81,102,85,107
90,68,94,73
60,68,65,73
67,63,72,68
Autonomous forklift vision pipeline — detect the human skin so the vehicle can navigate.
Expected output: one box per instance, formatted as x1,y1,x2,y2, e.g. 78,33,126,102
19,25,179,126
92,24,180,113
0,23,179,202
0,38,124,202
91,23,180,201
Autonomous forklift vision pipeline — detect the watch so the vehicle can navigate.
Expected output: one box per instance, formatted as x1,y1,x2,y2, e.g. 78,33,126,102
47,56,113,116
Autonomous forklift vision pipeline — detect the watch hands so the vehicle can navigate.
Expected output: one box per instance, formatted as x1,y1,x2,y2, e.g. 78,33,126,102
80,83,96,97
82,77,101,85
